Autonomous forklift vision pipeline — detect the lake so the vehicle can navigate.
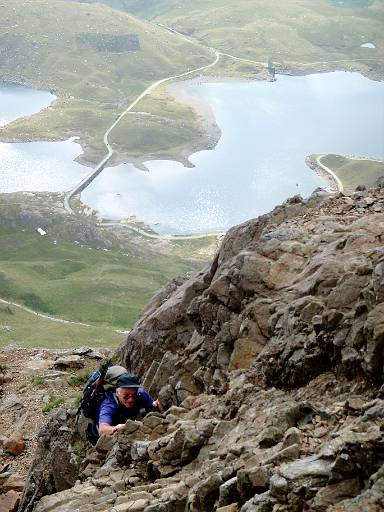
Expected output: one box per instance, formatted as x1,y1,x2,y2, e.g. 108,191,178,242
82,72,384,234
0,84,90,192
1,73,383,234
0,83,55,127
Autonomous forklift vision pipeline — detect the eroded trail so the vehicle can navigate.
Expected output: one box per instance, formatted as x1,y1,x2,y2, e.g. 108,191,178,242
0,297,92,327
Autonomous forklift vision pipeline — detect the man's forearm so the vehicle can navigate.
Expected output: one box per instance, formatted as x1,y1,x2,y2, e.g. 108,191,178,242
98,422,116,436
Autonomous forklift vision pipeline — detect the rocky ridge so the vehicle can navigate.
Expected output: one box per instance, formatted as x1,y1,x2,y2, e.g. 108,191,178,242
14,183,384,511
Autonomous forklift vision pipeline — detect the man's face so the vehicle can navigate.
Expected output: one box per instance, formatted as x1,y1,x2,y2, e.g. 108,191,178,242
116,386,138,408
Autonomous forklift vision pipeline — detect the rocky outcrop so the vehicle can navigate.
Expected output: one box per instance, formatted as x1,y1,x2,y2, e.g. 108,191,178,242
19,184,384,511
119,186,384,397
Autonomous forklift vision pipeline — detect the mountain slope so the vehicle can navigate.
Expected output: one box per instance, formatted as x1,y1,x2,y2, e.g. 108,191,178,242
81,0,384,75
17,183,384,512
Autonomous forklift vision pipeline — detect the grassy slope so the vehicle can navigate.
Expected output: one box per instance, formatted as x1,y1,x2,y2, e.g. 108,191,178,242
0,304,123,349
109,90,204,158
1,1,382,165
87,0,384,67
321,154,384,190
0,0,211,162
0,191,215,348
0,222,193,330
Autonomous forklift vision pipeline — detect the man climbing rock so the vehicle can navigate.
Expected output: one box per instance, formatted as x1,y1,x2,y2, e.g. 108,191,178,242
96,373,162,437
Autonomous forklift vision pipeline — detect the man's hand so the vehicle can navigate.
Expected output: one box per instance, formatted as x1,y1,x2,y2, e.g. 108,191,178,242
152,399,163,412
98,422,125,436
112,424,126,433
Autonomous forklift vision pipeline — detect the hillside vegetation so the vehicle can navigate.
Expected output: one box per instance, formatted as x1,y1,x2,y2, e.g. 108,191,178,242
0,192,211,348
84,0,384,74
0,304,123,348
0,229,190,327
321,154,384,190
0,0,211,163
1,1,383,165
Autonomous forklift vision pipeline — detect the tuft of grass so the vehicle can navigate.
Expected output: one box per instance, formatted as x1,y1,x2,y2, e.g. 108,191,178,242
32,376,47,386
42,395,65,414
67,372,88,388
0,363,8,373
70,392,83,409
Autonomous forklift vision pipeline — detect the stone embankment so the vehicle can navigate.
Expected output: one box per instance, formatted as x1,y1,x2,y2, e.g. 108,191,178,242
14,180,384,512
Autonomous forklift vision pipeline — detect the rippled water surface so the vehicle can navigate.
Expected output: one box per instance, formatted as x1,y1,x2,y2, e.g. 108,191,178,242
1,74,383,233
0,139,90,193
82,72,384,234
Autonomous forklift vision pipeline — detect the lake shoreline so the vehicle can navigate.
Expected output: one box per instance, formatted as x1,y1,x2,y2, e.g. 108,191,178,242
305,155,341,193
2,71,384,234
2,59,383,170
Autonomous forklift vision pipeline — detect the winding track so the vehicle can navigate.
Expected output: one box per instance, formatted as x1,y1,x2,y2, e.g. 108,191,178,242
0,297,92,327
63,48,220,216
316,155,344,193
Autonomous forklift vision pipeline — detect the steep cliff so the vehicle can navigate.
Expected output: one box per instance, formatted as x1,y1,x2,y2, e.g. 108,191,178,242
18,184,384,512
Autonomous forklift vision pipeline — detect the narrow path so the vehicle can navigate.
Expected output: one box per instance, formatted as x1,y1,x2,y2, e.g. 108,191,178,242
0,297,92,327
0,297,127,334
157,24,382,69
217,51,266,67
316,155,344,193
343,155,384,163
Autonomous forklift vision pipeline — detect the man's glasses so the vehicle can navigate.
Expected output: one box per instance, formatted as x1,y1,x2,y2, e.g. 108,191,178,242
118,392,138,399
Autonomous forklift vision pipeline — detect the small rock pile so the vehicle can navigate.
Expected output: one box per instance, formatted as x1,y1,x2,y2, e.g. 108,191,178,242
16,182,384,511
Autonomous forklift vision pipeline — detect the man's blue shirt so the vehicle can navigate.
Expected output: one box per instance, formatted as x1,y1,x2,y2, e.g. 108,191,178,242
98,388,154,426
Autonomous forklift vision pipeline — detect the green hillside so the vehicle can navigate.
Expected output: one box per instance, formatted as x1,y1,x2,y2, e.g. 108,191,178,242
321,154,384,190
0,221,194,331
0,303,123,349
1,0,382,165
82,0,384,72
0,189,218,348
0,0,211,163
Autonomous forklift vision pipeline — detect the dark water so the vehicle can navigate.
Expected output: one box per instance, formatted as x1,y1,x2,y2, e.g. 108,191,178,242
82,72,384,234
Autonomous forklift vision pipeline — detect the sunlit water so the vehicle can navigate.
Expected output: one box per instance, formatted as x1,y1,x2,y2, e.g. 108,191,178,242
0,139,90,193
82,72,384,234
0,83,55,126
0,84,90,192
1,74,383,233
